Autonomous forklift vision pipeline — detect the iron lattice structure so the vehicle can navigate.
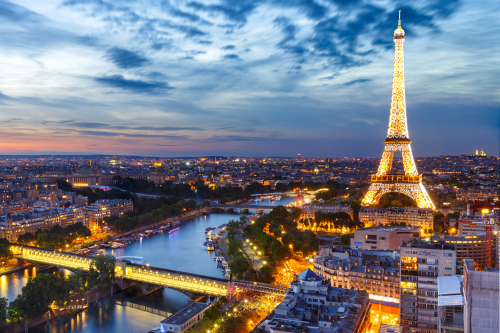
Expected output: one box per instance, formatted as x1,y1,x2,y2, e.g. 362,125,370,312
362,13,435,209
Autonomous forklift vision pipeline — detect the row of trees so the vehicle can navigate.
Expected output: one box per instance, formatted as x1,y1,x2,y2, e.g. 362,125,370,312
114,198,197,231
17,223,92,249
0,238,12,261
0,254,115,325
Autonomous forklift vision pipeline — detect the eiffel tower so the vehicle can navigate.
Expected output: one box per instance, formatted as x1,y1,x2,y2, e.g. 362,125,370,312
361,11,435,209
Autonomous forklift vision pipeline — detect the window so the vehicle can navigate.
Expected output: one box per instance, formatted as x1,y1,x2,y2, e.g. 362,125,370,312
444,253,452,257
445,267,452,271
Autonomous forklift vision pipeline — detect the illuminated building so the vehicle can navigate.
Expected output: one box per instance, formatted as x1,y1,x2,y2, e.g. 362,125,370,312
475,149,486,156
432,233,498,268
360,207,433,230
399,240,456,333
463,259,499,333
153,160,162,167
351,226,420,250
159,301,213,333
87,199,133,230
314,247,401,303
264,269,370,333
361,12,434,209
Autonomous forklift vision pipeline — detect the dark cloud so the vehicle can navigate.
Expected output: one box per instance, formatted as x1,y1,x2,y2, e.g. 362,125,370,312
204,135,276,142
105,47,149,69
169,8,203,22
220,44,235,50
342,78,371,86
222,54,240,60
271,0,328,20
187,0,257,24
77,130,188,139
66,121,201,131
94,75,174,94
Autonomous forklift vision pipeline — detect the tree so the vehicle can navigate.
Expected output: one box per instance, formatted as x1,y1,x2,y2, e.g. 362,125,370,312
78,226,92,237
16,273,59,319
66,269,87,298
229,253,251,279
17,232,36,244
103,235,113,243
87,254,116,292
259,264,277,284
340,234,353,245
64,201,72,208
0,238,11,261
0,297,7,325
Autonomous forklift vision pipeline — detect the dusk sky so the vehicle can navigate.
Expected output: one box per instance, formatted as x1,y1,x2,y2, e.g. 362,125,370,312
0,0,498,157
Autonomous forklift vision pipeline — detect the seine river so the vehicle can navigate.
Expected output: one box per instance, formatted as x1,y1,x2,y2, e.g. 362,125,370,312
0,197,297,333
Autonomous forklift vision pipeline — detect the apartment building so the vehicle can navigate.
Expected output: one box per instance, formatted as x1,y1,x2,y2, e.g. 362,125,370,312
314,246,400,303
264,269,370,333
360,207,433,230
432,233,498,267
463,259,499,333
300,203,354,220
399,240,457,333
351,226,420,250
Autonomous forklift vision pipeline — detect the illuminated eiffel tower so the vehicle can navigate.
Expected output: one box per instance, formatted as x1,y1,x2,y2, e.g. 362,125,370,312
361,11,435,209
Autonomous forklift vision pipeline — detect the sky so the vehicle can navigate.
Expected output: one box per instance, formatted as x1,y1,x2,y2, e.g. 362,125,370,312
0,0,498,157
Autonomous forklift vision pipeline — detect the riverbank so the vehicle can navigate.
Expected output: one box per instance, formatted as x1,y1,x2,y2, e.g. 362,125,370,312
113,207,211,239
0,259,32,277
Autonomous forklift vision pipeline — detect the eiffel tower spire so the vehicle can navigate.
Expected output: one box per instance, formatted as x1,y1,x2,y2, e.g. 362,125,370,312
362,11,435,209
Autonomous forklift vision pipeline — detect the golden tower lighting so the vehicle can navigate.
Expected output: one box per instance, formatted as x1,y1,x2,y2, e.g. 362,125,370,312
361,11,435,209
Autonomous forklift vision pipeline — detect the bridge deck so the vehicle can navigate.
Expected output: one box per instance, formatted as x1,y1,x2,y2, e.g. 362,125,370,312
14,245,288,296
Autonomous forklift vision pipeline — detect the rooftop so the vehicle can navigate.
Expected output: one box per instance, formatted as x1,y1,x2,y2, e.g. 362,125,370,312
161,302,208,325
401,240,455,251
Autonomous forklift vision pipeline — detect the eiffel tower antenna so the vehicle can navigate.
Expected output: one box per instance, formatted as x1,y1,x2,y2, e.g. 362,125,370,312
361,11,435,209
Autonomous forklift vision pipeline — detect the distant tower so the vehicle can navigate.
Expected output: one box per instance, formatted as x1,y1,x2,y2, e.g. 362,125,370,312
476,148,479,156
298,154,301,162
361,11,434,209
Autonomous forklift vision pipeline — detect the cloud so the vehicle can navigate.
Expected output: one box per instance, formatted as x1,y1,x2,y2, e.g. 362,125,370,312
220,44,235,50
77,130,189,139
105,47,149,69
187,0,258,24
342,78,371,86
94,75,174,94
222,54,240,60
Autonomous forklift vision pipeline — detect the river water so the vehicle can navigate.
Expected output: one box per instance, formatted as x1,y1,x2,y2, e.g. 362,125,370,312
0,197,297,333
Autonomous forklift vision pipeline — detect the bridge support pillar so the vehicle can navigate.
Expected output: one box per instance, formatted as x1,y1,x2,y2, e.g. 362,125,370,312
57,308,60,320
110,286,113,298
46,312,49,325
25,320,28,333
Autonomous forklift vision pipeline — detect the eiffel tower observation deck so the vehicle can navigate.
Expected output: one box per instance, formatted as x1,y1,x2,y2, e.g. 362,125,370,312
362,11,435,210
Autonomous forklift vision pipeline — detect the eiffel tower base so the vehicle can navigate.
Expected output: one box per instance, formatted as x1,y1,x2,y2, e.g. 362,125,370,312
362,181,434,209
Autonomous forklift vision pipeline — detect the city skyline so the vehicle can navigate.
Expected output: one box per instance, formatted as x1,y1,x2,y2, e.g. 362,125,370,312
0,0,499,157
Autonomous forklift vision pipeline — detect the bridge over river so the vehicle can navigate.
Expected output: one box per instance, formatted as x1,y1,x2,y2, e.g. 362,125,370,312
12,245,289,297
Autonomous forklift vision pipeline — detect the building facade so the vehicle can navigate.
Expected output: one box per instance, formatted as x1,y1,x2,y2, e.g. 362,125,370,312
399,241,457,333
314,247,400,303
360,207,433,230
264,269,370,333
432,233,498,268
463,259,499,333
351,226,420,250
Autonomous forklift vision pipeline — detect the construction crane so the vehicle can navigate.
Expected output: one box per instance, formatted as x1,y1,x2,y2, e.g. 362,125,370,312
443,204,499,268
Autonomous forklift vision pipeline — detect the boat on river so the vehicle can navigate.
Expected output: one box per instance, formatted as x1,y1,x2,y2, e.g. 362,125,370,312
169,227,180,234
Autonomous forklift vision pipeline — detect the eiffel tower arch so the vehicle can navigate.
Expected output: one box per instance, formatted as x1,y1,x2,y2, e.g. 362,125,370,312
362,12,434,210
